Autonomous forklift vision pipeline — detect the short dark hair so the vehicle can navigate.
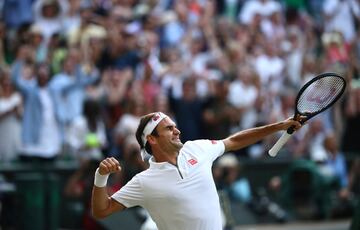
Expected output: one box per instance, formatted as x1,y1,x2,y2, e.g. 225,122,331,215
135,113,159,155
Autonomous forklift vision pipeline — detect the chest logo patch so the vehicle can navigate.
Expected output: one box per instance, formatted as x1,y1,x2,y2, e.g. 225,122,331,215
188,158,198,165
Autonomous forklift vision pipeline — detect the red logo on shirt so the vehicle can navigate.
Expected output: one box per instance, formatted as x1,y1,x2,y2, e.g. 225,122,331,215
211,140,217,144
188,159,198,165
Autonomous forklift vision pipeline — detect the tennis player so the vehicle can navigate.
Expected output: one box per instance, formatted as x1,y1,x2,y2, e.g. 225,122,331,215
91,112,304,229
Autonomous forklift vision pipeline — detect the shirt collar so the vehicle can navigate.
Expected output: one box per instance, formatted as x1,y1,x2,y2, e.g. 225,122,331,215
148,153,182,170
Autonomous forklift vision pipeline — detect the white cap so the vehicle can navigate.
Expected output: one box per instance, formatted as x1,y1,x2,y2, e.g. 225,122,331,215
217,153,239,167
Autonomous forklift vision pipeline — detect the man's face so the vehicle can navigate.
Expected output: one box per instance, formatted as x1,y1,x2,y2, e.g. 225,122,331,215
153,117,183,151
37,65,49,87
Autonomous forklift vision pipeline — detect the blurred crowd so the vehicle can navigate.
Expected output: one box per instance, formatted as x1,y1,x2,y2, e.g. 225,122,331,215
0,0,360,228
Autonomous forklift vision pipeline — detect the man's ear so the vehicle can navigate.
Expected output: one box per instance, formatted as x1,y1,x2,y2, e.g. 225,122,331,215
147,135,157,145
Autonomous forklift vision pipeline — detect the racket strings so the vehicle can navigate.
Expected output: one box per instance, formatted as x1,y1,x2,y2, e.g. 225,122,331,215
297,77,344,113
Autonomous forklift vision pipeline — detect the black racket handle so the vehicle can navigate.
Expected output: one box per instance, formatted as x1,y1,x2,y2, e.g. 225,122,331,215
287,116,307,134
286,126,295,134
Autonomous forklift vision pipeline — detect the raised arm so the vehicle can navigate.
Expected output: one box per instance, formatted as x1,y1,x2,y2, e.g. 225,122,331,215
11,61,35,94
222,117,303,152
75,64,100,86
91,157,126,219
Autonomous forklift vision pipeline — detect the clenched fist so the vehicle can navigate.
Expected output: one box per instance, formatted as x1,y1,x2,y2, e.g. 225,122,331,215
98,157,121,175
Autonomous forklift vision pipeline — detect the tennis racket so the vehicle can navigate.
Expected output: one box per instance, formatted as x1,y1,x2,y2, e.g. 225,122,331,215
268,72,346,157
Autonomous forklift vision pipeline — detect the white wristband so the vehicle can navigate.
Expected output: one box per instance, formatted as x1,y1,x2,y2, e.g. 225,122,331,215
94,168,109,187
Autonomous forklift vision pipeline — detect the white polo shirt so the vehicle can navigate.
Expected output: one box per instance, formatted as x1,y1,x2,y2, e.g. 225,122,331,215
111,139,225,230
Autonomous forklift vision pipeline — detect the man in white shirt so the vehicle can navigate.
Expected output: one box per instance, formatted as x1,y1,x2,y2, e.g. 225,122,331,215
91,112,304,230
322,0,360,43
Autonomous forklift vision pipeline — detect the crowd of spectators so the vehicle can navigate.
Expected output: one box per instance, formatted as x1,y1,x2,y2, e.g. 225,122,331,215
0,0,360,228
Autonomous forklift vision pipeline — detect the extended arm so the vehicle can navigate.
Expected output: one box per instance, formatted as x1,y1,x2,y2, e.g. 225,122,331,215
91,157,126,219
223,117,303,152
11,61,35,94
76,65,100,86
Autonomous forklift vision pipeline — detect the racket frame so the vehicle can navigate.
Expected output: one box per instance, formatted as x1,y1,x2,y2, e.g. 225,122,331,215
287,72,347,134
268,72,346,157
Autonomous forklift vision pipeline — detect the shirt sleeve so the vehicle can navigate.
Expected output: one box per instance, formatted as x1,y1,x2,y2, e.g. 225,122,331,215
188,139,225,162
323,0,337,14
337,154,348,188
111,175,144,208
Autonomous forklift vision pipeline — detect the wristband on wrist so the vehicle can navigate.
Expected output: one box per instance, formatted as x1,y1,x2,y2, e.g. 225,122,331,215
94,168,109,187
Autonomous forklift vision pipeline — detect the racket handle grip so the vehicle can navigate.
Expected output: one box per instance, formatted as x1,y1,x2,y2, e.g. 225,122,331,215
268,131,292,157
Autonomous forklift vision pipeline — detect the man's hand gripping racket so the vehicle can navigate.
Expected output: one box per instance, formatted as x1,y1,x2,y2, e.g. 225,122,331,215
268,73,346,157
